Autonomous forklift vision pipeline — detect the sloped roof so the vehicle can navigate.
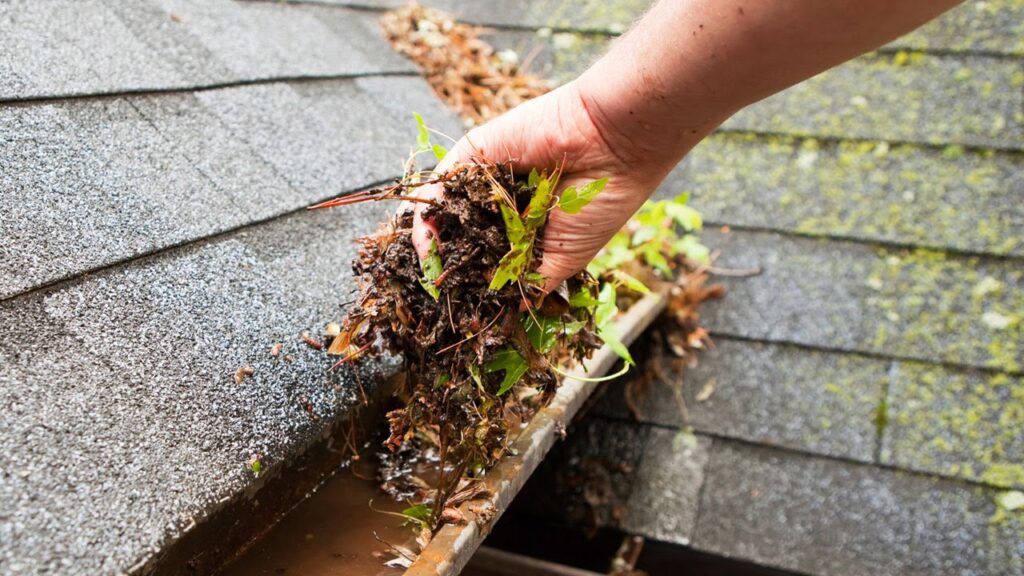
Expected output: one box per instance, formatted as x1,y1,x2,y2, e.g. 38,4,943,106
2,0,1021,574
0,1,460,573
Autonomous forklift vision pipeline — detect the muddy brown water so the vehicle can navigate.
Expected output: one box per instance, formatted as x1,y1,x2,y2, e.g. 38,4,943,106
221,460,417,576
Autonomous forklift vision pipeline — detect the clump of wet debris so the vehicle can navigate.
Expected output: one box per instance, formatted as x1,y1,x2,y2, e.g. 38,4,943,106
314,154,610,534
381,3,549,127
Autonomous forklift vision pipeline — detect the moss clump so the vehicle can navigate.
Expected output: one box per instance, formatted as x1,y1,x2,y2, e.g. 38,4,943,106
884,363,1023,487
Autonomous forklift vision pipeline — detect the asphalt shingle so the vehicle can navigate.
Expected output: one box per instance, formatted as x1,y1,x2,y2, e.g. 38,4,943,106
726,52,1024,151
656,133,1024,258
692,441,1023,576
701,230,1024,372
1,76,458,300
0,204,400,574
0,98,241,300
593,338,884,462
0,0,413,101
882,362,1024,489
619,427,710,546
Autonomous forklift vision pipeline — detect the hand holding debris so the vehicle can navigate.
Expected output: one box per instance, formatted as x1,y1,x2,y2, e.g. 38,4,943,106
411,81,667,293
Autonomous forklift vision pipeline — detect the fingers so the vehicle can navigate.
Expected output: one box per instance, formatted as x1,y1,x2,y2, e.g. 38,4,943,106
410,182,442,260
409,129,476,260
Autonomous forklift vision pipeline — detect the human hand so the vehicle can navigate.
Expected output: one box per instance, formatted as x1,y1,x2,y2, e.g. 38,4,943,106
410,81,676,292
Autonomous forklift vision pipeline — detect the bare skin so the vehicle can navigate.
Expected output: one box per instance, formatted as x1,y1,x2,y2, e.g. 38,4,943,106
412,0,962,291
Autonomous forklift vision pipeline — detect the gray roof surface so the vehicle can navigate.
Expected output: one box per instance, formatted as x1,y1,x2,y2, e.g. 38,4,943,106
0,1,461,573
0,1,413,101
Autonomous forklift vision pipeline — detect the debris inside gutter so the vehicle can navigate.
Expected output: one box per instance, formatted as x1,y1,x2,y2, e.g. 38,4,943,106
381,3,550,127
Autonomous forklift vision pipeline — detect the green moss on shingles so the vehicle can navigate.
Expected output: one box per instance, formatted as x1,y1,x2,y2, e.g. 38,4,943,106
675,133,1024,258
722,51,1023,148
539,0,647,33
984,463,1024,489
894,0,1024,56
865,248,1023,371
884,362,1023,487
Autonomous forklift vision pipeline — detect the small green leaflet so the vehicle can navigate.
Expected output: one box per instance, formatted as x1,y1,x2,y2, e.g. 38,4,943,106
489,247,527,290
610,269,650,294
413,112,430,150
587,233,633,276
499,204,525,245
642,242,672,275
671,234,711,264
413,112,446,162
419,239,442,299
665,200,702,231
484,347,528,396
598,324,634,365
558,177,607,214
569,287,599,309
523,314,586,354
594,282,633,365
594,282,618,328
525,272,546,285
467,362,484,391
631,225,659,246
525,176,554,228
527,168,540,188
401,503,432,527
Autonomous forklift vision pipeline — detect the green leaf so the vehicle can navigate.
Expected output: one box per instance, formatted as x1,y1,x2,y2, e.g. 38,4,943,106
413,112,430,150
665,202,702,231
523,314,557,353
594,282,618,328
432,143,448,162
561,319,586,337
631,226,658,246
499,204,526,245
401,503,432,527
484,348,528,395
569,287,599,309
597,324,634,365
467,362,484,391
489,247,527,290
610,270,651,294
634,200,666,229
671,234,711,264
588,233,633,276
642,242,672,275
525,176,554,228
528,168,540,188
558,177,607,214
419,239,442,299
525,272,546,285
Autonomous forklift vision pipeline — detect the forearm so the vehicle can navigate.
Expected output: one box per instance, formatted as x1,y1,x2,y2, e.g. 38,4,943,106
575,0,962,173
